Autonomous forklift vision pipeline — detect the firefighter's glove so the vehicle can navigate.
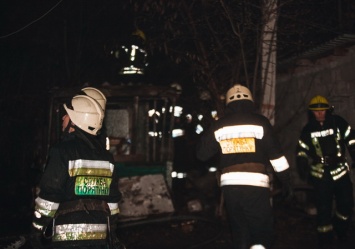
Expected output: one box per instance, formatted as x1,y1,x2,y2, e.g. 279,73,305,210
277,170,293,202
281,182,294,202
109,214,127,249
31,211,53,248
30,226,48,249
109,214,119,235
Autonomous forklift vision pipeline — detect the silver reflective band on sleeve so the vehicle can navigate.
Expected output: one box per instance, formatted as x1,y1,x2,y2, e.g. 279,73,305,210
250,245,266,249
220,172,269,188
270,156,289,172
214,125,264,141
68,159,114,172
108,202,120,215
53,223,107,241
35,197,59,217
68,159,115,177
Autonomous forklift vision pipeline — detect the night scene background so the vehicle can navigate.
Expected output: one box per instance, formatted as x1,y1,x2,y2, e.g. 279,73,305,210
1,0,355,248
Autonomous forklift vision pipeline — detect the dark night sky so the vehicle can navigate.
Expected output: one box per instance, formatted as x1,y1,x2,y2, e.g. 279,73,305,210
0,0,188,174
0,1,138,198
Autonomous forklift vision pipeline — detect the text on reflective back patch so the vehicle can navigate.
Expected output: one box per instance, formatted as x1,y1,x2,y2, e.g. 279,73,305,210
75,176,111,196
219,137,255,154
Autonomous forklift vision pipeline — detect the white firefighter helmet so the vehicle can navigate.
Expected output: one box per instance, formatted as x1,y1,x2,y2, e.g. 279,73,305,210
81,87,107,111
226,84,253,105
64,95,104,135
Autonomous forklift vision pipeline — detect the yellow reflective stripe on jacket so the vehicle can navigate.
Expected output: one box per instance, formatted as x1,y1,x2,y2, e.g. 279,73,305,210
310,164,324,178
297,151,308,158
310,163,348,180
344,126,351,139
331,165,348,180
68,159,114,177
53,223,107,241
299,140,309,150
311,137,323,158
349,139,355,146
220,172,269,188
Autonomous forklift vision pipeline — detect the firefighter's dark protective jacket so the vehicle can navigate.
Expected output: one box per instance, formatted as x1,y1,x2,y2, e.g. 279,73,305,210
296,113,355,181
32,128,121,247
196,100,290,188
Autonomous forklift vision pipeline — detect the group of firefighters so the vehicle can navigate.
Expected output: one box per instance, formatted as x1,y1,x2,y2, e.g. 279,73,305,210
30,84,355,249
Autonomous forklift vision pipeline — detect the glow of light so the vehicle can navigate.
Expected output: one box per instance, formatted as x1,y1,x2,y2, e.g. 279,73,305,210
169,106,182,116
208,167,217,172
171,171,187,179
172,129,185,138
197,114,203,121
177,172,186,179
148,131,162,137
186,114,192,121
174,106,183,117
120,65,144,74
148,109,160,117
211,110,217,118
195,124,203,134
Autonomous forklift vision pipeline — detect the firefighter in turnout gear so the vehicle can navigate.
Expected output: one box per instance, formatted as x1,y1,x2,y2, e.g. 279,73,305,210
31,93,122,248
296,95,355,248
196,84,291,249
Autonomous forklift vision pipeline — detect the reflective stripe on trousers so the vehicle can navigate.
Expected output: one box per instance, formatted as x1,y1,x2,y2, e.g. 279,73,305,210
250,245,266,249
53,223,107,241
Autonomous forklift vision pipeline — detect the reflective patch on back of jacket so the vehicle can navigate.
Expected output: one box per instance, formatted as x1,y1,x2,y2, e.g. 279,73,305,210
68,159,114,196
219,137,255,154
75,176,112,195
214,125,263,154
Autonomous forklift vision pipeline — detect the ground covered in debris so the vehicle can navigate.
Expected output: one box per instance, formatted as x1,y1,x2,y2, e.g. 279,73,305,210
115,197,355,249
1,184,355,249
115,198,319,249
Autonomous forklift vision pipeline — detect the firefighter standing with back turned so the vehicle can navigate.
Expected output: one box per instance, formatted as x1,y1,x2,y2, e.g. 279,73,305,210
196,84,291,249
31,90,122,248
296,95,355,249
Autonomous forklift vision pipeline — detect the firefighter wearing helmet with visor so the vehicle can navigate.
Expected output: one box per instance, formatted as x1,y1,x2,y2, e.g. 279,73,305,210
296,95,355,248
31,93,122,248
196,84,291,249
